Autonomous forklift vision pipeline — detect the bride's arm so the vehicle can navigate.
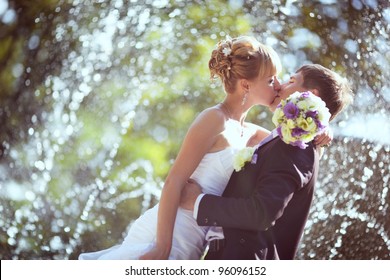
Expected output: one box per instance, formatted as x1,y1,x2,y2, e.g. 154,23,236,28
314,127,333,147
245,123,270,147
139,108,224,259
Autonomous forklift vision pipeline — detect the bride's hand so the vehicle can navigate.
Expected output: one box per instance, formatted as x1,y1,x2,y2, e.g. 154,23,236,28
314,127,333,147
139,245,170,260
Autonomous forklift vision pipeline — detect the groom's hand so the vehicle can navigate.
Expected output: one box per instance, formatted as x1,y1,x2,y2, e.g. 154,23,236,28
180,179,202,211
139,245,170,260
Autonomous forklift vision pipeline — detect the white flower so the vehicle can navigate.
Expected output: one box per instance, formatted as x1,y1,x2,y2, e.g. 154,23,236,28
222,47,231,57
233,147,256,172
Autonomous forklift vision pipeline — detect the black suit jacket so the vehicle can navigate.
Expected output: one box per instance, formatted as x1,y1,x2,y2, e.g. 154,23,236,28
197,137,320,259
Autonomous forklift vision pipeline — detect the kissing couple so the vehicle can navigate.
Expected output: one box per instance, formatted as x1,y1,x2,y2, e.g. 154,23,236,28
79,35,353,260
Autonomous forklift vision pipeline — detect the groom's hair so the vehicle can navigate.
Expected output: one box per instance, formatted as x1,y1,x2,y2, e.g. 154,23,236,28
297,64,353,121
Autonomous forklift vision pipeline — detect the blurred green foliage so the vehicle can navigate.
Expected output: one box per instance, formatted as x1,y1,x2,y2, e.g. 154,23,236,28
0,0,389,259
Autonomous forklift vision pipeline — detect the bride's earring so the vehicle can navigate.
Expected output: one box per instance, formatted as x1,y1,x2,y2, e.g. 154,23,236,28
241,91,248,106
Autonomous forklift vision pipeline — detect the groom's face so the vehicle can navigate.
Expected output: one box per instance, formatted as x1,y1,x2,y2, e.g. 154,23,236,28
269,71,306,112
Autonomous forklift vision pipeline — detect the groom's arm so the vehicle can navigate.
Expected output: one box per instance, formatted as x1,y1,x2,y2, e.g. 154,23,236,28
180,179,204,213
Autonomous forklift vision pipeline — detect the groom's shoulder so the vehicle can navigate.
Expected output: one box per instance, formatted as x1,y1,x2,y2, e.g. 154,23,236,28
268,138,317,163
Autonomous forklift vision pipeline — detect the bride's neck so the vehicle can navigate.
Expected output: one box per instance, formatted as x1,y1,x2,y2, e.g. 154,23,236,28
220,100,249,124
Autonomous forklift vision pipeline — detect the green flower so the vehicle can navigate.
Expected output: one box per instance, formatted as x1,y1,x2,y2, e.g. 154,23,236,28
233,147,257,172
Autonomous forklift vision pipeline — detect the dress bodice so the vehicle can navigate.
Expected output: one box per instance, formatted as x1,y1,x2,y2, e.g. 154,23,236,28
190,148,235,196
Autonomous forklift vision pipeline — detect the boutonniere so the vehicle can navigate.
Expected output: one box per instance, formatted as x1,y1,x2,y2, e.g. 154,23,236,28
272,91,331,149
233,147,258,172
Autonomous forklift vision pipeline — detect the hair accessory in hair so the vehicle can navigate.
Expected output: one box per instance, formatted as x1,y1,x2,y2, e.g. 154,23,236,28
220,35,233,57
222,47,232,57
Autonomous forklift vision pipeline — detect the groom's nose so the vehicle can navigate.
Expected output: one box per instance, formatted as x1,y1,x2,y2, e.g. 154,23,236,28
273,77,281,92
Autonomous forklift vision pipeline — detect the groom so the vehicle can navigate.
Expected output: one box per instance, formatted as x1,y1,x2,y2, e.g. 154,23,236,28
180,64,353,259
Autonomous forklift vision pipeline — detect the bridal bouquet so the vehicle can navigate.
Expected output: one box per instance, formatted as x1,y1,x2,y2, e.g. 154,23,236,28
272,91,331,149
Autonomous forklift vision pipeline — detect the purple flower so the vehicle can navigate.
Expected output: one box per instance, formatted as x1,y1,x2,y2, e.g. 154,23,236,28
291,128,307,137
306,110,318,118
315,119,326,131
276,126,282,137
283,102,300,119
301,91,311,98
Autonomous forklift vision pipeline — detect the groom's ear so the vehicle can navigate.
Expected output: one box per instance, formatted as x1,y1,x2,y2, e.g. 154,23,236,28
309,88,320,97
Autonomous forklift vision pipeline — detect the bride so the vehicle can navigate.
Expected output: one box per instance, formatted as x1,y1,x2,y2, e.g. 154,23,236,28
78,36,328,260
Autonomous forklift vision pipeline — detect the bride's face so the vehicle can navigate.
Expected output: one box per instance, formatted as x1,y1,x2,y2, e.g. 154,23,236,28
248,73,278,107
269,71,306,112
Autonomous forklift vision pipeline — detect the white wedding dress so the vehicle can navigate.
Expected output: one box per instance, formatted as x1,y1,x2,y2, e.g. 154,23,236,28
78,147,236,260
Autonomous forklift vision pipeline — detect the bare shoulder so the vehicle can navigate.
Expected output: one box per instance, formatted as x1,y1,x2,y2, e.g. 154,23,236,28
197,106,225,121
192,106,226,130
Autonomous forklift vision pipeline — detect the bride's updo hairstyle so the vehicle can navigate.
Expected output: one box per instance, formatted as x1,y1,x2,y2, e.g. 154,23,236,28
209,36,281,93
